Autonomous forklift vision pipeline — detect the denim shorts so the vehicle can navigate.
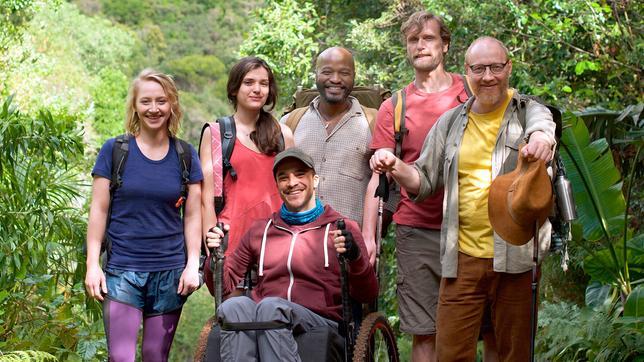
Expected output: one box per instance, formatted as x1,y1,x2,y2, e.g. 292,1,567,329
105,267,186,316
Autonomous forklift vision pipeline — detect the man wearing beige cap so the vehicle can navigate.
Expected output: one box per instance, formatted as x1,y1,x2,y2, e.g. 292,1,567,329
370,36,556,361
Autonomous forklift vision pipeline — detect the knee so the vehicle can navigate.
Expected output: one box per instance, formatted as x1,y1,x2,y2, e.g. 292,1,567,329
256,297,289,321
413,334,435,344
218,296,256,322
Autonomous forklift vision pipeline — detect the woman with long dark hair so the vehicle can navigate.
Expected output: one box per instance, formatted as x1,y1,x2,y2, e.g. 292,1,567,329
200,57,293,263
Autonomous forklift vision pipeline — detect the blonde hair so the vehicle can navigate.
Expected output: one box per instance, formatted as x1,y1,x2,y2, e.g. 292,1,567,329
125,69,182,137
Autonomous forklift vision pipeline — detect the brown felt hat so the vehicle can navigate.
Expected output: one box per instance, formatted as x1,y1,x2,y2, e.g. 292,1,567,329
488,149,553,246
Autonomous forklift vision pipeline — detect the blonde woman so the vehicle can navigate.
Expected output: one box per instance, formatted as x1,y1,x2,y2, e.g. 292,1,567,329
85,69,202,361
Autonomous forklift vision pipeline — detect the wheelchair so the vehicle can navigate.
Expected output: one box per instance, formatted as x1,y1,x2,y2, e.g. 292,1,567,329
194,242,399,362
195,177,398,362
194,263,399,362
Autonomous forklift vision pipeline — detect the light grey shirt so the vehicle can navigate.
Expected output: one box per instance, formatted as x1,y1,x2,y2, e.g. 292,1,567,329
411,91,556,277
280,96,372,226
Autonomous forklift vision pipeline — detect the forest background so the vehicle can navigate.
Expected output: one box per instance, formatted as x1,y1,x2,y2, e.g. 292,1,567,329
0,0,641,361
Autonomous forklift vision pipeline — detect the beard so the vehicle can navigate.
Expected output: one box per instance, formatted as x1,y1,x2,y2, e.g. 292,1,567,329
316,80,352,104
473,81,509,109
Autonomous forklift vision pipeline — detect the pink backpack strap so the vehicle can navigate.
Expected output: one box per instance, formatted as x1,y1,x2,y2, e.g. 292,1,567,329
209,121,223,200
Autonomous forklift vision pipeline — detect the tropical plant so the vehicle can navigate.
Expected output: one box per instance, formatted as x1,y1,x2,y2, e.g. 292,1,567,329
239,0,321,103
560,107,642,304
0,96,104,360
536,301,643,361
555,105,644,362
0,350,57,362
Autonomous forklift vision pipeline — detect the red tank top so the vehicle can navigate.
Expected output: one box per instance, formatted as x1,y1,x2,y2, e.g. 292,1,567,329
218,139,282,255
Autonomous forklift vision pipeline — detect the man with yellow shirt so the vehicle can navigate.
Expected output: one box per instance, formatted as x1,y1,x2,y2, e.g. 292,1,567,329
369,36,555,361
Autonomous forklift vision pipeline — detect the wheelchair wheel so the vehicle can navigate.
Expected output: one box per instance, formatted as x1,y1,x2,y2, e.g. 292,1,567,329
194,315,217,362
352,312,399,362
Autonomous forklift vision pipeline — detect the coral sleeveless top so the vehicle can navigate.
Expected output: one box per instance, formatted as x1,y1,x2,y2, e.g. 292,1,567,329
218,139,282,255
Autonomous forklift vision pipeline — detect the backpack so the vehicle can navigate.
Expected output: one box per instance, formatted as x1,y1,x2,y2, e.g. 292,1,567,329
101,134,192,266
198,116,285,214
282,85,391,133
287,85,391,111
198,116,285,297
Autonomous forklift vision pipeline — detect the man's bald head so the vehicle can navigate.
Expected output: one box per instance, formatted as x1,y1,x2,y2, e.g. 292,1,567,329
315,47,355,72
465,36,509,65
315,47,355,104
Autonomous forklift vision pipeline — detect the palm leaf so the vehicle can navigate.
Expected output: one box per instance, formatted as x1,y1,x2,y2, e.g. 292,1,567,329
560,113,626,242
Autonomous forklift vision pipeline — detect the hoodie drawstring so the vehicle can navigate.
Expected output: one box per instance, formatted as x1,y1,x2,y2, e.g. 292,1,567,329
323,223,331,268
258,219,272,276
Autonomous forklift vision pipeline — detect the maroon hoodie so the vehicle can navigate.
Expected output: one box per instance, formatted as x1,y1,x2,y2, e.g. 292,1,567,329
223,205,378,322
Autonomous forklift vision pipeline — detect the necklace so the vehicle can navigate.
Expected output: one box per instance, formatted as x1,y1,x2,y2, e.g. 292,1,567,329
319,102,351,130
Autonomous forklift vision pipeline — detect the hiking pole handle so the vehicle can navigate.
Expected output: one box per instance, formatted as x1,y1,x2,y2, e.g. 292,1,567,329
212,222,228,308
374,173,390,201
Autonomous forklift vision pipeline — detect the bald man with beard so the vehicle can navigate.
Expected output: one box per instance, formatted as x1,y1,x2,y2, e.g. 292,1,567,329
281,47,378,265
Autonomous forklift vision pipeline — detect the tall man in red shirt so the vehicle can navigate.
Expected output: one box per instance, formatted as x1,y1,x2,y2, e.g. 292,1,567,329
363,11,468,361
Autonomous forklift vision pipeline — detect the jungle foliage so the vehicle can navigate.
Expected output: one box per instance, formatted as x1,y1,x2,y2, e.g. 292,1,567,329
0,0,642,360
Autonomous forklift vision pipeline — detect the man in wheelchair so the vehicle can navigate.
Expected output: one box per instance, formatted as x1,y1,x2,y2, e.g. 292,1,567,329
205,147,378,361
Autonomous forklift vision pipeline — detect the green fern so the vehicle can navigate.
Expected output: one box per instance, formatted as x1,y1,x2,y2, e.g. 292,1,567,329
0,351,57,362
536,301,644,361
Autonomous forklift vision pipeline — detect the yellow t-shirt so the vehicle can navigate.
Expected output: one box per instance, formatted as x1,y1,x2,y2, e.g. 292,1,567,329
458,90,513,258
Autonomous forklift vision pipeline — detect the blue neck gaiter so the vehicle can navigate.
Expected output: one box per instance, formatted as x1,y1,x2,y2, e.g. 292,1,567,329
280,198,324,225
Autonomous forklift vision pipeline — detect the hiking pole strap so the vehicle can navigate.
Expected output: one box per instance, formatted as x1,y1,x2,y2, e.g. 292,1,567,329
374,173,389,292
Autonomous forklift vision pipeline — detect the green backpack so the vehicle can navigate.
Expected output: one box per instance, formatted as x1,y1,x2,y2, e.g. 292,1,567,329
282,85,391,133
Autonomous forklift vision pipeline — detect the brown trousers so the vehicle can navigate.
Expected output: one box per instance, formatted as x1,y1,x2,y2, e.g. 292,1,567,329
436,252,538,361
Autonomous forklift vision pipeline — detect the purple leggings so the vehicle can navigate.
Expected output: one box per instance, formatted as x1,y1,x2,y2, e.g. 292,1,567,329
103,299,181,362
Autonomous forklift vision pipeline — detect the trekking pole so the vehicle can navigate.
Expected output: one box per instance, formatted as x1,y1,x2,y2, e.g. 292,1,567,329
373,173,390,310
336,219,354,362
530,220,539,362
210,222,228,309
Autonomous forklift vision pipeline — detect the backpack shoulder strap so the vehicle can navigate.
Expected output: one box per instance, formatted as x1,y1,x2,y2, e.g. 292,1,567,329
517,94,562,140
102,134,130,264
445,104,466,134
392,89,407,158
111,134,130,193
284,107,309,133
219,116,237,180
458,74,473,103
360,105,377,133
517,95,529,130
200,122,223,210
173,137,192,212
